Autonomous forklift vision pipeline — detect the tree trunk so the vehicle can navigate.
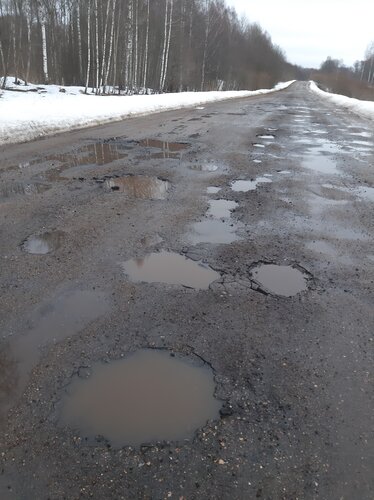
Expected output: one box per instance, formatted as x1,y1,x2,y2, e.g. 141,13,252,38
142,0,150,89
85,0,92,94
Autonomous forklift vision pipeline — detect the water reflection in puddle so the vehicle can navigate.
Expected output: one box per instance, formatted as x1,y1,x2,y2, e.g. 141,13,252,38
0,182,50,201
253,143,265,148
190,163,219,172
251,264,308,297
138,139,188,159
22,231,64,254
5,289,110,403
207,199,237,218
231,177,272,192
60,349,221,447
105,176,170,200
257,134,275,139
122,251,219,289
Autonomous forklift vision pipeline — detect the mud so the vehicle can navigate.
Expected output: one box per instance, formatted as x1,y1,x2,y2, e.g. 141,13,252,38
122,251,220,289
60,349,221,447
105,175,170,199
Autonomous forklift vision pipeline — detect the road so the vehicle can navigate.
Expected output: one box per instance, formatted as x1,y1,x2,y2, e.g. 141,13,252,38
0,81,373,499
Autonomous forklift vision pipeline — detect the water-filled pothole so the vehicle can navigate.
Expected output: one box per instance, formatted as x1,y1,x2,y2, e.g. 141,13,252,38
190,163,219,172
207,199,238,218
206,186,221,194
231,177,272,192
250,263,309,297
138,139,188,159
6,289,110,402
105,175,170,199
60,349,222,447
1,182,50,200
302,155,338,175
257,134,275,139
21,231,65,254
122,251,220,289
189,219,240,245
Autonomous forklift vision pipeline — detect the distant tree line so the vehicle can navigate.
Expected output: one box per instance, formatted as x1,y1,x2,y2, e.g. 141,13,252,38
0,0,294,93
311,43,374,101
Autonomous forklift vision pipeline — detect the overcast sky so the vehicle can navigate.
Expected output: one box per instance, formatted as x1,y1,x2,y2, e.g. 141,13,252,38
225,0,374,68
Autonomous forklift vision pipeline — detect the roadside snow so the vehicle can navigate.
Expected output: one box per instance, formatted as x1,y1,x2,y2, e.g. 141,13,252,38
309,81,374,121
0,80,294,146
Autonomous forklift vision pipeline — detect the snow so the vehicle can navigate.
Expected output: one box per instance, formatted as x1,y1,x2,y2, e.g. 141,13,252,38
0,79,295,146
309,81,374,121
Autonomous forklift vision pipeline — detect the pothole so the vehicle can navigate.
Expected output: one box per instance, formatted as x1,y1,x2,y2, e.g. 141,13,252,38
253,143,265,148
250,263,309,297
6,289,110,402
122,251,220,289
256,134,275,139
1,182,50,200
207,199,238,218
60,349,221,448
21,231,65,254
138,139,189,159
190,163,219,172
302,155,338,175
105,175,170,200
231,177,272,192
206,186,221,194
189,219,240,245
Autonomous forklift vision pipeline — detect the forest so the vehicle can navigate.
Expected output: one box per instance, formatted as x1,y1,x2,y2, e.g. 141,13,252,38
0,0,299,93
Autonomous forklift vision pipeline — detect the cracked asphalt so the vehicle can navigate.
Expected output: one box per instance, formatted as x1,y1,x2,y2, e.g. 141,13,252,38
0,82,373,499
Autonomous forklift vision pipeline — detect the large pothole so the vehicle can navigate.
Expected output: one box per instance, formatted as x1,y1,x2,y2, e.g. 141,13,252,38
122,251,220,289
105,175,170,200
60,349,222,447
250,263,310,297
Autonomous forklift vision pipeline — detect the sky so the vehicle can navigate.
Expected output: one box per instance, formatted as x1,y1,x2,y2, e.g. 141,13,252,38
225,0,374,68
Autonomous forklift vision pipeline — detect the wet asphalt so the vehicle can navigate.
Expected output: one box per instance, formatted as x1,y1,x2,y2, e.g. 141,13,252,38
0,81,373,499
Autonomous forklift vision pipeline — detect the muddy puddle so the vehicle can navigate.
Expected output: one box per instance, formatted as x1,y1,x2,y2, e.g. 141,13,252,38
250,263,308,297
302,154,338,175
138,139,188,159
60,349,221,447
21,231,64,254
207,199,237,218
190,163,219,172
122,251,219,289
231,177,272,192
3,289,110,407
355,186,374,202
189,219,240,245
105,175,170,200
0,182,50,201
206,186,221,194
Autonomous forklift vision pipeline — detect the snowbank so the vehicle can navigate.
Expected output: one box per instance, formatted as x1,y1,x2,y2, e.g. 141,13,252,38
309,81,374,121
0,80,295,146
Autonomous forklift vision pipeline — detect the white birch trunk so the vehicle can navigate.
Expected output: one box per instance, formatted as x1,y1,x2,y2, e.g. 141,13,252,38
39,5,49,84
104,0,117,92
85,0,92,94
94,0,99,94
142,0,150,89
134,0,138,88
99,0,111,93
161,0,173,92
124,0,133,89
77,3,83,82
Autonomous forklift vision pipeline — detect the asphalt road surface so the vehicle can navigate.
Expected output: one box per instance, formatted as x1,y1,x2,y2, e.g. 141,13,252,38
0,82,373,499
